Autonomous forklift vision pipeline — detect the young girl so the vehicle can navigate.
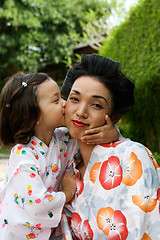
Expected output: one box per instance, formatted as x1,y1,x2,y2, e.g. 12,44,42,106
0,73,118,240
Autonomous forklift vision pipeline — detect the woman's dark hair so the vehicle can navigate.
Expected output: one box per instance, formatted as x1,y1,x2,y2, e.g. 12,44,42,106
61,54,135,118
0,73,49,146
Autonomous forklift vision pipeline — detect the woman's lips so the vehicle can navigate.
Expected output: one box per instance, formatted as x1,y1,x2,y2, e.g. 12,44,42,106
72,120,89,127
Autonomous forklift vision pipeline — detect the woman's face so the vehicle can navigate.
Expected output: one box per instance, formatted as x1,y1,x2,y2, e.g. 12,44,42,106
65,76,114,140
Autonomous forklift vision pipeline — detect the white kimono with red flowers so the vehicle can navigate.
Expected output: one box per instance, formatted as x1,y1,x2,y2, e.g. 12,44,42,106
61,139,160,240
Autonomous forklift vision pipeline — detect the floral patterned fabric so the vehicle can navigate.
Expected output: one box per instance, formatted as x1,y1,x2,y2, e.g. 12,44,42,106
0,127,78,240
62,139,160,240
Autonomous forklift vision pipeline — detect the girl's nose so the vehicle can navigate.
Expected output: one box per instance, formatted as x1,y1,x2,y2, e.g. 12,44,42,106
62,99,66,108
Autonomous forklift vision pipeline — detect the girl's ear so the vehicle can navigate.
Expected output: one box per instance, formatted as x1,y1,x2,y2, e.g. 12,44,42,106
111,114,121,125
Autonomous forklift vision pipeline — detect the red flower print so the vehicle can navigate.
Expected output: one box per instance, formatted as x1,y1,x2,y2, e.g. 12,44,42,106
66,160,70,168
17,145,23,150
82,220,94,240
76,178,84,196
141,233,152,240
47,186,52,191
31,141,37,146
45,194,53,201
100,141,124,148
16,145,23,154
35,198,41,203
12,147,15,152
71,212,82,240
157,188,160,201
99,156,123,190
122,152,143,186
108,210,128,240
132,195,157,212
34,154,39,160
90,162,101,183
27,233,36,238
27,185,32,196
52,164,58,173
97,207,128,240
67,216,72,226
157,188,160,214
71,214,93,240
36,223,41,229
30,173,36,178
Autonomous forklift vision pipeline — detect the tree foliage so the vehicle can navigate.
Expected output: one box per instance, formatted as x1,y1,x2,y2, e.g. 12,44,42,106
0,0,110,77
99,0,160,153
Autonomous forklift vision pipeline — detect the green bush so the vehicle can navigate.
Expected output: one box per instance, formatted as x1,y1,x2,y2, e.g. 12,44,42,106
99,0,160,155
153,152,160,166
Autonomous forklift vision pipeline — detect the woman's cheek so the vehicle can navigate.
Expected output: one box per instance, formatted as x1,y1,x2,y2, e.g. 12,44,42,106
89,113,106,129
65,103,72,119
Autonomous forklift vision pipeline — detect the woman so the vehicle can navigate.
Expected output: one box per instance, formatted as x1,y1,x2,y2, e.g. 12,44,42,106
60,54,160,240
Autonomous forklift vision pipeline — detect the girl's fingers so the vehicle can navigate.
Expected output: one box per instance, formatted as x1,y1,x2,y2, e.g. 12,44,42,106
105,115,113,126
84,127,103,135
84,129,98,135
81,133,101,142
84,115,112,135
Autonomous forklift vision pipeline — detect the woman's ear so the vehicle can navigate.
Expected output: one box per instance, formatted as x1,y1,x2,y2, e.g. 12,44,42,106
36,120,40,125
111,114,121,125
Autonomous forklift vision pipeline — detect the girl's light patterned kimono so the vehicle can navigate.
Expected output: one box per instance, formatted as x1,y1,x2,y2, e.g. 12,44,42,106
0,127,78,240
61,138,160,240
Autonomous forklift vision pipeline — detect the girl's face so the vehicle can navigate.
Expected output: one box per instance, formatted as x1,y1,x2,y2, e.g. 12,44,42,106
37,78,65,131
65,76,114,140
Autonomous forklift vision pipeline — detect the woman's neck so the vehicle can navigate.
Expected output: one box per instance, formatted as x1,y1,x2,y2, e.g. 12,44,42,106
77,140,96,168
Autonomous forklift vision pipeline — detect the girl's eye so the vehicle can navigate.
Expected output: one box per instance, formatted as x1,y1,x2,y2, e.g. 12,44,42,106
54,98,59,103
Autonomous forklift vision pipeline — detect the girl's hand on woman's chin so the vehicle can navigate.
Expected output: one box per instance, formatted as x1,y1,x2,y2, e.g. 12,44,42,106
80,115,118,145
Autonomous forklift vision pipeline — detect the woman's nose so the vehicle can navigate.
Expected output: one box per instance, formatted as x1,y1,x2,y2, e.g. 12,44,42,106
76,103,88,119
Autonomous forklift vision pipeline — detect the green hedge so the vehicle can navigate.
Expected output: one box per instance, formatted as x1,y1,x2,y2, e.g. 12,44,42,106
99,0,160,155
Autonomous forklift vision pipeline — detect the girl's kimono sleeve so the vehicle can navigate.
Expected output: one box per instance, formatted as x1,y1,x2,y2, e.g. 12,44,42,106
0,147,66,239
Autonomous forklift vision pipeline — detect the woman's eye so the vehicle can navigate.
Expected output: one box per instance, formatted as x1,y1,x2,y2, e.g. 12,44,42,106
69,97,79,102
93,103,103,109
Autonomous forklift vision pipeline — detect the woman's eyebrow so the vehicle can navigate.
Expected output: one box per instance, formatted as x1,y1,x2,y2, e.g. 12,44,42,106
71,90,80,95
71,90,108,104
92,95,108,104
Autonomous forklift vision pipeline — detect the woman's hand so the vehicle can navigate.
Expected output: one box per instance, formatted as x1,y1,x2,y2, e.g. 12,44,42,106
61,171,76,203
80,115,118,144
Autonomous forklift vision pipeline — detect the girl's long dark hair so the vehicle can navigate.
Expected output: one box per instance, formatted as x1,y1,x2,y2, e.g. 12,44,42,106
0,73,49,146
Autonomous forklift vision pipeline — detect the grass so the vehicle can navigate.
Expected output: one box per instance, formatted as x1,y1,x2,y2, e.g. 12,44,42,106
0,146,11,155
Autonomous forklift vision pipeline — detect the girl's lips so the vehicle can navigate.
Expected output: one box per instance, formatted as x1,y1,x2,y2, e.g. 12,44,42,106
72,120,89,127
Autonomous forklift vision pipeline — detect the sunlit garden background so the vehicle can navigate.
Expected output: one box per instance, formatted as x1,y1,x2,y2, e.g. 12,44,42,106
0,0,159,164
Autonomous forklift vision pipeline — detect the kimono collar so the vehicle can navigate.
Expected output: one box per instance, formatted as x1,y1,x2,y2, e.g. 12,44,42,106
31,136,49,156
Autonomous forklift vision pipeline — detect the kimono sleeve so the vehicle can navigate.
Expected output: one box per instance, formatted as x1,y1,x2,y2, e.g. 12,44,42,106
119,144,160,239
5,164,66,228
93,143,160,239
